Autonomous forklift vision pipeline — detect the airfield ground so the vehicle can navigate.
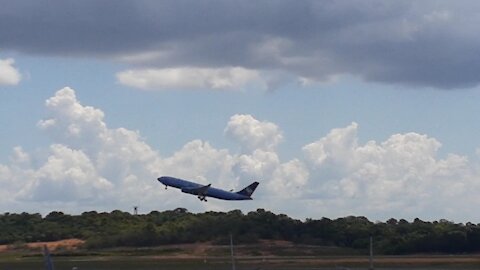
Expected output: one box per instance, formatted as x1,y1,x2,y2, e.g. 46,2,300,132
1,239,480,268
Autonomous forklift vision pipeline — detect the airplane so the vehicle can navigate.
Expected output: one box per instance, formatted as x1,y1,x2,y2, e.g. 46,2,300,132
157,176,259,201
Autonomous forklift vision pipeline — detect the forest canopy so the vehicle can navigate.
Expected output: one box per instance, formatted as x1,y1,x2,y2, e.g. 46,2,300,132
1,208,479,255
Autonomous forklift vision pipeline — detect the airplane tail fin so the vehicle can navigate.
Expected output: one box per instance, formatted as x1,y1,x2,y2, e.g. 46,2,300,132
237,182,259,197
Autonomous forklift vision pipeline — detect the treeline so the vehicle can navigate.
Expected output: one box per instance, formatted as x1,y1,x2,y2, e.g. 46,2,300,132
1,208,480,254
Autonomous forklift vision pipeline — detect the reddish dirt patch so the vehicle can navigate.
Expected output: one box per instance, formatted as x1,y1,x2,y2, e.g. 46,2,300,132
0,238,84,252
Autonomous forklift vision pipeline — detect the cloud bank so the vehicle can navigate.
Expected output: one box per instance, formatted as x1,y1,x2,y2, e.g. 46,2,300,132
1,87,480,221
2,1,480,89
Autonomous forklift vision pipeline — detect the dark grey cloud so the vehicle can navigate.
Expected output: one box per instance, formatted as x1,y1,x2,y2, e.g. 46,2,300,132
1,0,480,89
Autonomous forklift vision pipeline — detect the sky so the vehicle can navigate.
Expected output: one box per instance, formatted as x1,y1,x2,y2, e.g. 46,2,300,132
1,0,480,222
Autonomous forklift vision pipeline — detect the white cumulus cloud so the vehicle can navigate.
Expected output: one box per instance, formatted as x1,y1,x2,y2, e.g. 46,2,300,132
37,87,106,144
34,87,165,209
301,122,480,220
0,58,21,85
225,114,283,153
160,140,236,188
18,144,112,202
116,67,264,91
268,159,309,198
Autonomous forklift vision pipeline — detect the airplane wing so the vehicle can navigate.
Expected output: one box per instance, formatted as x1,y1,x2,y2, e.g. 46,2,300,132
183,184,211,195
